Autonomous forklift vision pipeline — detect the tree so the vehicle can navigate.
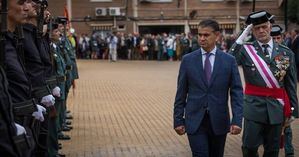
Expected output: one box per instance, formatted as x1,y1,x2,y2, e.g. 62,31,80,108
287,0,299,24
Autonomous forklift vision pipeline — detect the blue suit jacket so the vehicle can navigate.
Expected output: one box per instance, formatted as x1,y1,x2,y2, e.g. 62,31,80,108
173,48,243,135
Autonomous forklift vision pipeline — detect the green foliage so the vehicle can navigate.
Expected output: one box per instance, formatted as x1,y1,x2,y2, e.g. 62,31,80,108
287,0,299,24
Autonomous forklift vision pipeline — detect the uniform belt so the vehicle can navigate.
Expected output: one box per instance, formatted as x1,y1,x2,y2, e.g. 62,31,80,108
32,85,50,99
13,99,37,117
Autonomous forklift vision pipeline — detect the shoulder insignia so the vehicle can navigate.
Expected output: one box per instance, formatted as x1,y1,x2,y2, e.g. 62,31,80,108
278,44,290,50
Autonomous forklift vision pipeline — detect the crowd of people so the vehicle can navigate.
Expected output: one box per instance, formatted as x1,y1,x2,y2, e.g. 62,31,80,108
75,31,240,62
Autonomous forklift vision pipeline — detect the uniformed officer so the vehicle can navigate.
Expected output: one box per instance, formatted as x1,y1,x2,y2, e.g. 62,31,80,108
56,17,73,139
22,1,55,156
229,11,298,157
0,2,26,156
47,22,67,157
4,0,47,156
271,24,295,157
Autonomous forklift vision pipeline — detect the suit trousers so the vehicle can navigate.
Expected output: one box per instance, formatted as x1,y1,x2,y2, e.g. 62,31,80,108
242,118,282,157
187,113,227,157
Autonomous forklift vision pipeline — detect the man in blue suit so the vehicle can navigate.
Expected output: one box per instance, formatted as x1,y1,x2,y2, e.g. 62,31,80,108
173,19,243,157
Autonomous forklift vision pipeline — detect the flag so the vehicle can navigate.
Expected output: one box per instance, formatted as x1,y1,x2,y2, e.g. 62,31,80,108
63,4,71,27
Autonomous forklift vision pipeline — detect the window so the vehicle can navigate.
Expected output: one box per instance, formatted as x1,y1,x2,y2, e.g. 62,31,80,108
117,25,126,31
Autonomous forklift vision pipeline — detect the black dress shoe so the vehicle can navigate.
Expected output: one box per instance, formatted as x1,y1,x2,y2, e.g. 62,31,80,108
58,133,71,140
57,153,66,157
65,120,72,125
66,110,71,113
63,124,73,130
58,143,62,149
65,114,73,119
62,126,71,132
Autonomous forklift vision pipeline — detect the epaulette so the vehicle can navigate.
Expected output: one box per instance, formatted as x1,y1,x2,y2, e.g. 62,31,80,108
278,43,290,50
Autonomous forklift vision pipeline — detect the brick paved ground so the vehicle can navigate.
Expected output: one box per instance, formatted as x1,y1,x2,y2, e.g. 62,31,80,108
61,60,299,157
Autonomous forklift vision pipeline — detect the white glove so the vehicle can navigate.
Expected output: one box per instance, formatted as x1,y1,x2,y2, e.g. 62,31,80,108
14,123,26,135
32,104,46,122
236,24,253,44
52,86,61,97
41,94,55,107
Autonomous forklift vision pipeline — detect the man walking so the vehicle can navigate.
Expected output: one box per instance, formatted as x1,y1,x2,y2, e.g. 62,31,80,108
173,19,243,157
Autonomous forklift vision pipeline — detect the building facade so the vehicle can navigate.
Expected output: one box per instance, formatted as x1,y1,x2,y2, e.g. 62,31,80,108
48,0,285,36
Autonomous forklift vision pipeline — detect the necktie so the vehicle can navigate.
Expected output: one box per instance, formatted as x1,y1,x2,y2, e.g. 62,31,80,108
262,44,269,57
204,53,212,83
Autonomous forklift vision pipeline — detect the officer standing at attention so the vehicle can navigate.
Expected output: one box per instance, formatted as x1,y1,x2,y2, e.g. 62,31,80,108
22,0,55,156
4,0,46,156
0,0,28,156
271,24,295,157
47,22,67,157
229,11,298,157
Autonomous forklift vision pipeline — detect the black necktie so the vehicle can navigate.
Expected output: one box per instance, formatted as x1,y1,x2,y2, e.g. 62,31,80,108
262,44,269,57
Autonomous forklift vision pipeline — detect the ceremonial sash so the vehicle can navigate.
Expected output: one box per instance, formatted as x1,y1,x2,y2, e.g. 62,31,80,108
243,44,291,117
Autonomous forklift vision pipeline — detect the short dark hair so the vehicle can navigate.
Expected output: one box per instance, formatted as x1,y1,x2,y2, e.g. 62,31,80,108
198,19,220,32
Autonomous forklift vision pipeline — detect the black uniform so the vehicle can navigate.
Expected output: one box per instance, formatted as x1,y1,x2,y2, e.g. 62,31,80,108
23,24,49,94
4,31,36,157
23,23,51,157
0,66,18,157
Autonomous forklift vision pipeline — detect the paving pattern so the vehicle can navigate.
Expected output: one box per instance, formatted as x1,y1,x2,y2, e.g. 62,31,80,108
61,60,299,157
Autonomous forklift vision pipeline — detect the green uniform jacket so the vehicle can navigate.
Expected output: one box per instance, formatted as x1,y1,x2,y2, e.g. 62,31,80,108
65,38,79,80
52,43,66,100
59,39,73,91
229,41,298,124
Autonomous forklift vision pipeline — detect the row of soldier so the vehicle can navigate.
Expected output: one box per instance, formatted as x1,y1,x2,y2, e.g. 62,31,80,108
0,0,78,157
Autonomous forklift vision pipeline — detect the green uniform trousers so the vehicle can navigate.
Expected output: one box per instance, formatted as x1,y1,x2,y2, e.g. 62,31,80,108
242,119,282,157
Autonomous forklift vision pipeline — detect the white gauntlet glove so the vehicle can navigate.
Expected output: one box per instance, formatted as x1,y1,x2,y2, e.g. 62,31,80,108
52,86,61,98
41,94,55,107
32,104,46,122
14,123,26,135
236,24,253,44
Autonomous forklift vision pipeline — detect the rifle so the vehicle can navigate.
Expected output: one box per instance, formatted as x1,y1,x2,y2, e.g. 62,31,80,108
16,25,26,66
36,0,48,39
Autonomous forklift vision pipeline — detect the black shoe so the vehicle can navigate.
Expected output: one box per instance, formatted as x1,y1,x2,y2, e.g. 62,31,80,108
65,114,73,119
58,133,71,140
65,120,72,125
57,154,66,157
66,110,71,113
62,126,71,132
63,124,73,130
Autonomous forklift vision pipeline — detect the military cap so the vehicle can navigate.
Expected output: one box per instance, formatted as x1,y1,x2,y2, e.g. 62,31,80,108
55,16,68,24
48,22,58,31
270,25,283,36
245,10,274,25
